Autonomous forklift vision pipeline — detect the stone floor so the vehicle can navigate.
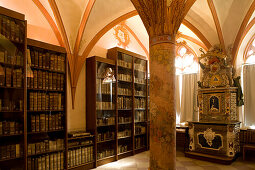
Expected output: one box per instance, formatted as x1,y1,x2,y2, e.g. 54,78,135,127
92,150,255,170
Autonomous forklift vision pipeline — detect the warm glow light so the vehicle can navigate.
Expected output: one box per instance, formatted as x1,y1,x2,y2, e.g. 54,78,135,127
252,40,255,47
249,125,255,129
179,47,187,56
246,55,255,64
248,50,254,55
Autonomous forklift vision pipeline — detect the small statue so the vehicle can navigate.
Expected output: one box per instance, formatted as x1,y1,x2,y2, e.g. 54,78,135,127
233,76,244,106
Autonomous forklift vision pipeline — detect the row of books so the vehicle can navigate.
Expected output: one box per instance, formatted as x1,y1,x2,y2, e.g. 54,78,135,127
97,117,115,127
97,148,114,160
134,77,146,84
117,96,132,109
29,92,64,111
68,139,93,148
27,70,65,91
135,111,146,122
96,79,115,95
118,144,128,154
28,139,64,156
97,131,115,142
0,15,25,43
27,152,64,170
96,101,115,110
117,59,132,69
0,67,23,87
135,89,145,96
134,62,146,72
118,129,131,138
28,48,65,72
135,125,146,135
118,87,132,96
118,73,132,82
134,98,146,109
135,136,146,149
118,117,132,124
0,144,23,160
0,49,24,66
68,146,93,168
30,113,64,132
0,99,23,111
0,120,23,135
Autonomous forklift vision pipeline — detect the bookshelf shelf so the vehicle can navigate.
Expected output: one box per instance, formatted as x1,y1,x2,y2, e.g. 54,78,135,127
0,6,27,169
97,155,115,161
97,138,115,144
68,161,94,170
28,149,65,157
118,136,131,140
68,143,94,149
27,38,67,170
118,150,132,156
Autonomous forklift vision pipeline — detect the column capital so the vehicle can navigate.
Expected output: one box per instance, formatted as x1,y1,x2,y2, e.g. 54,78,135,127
150,35,176,46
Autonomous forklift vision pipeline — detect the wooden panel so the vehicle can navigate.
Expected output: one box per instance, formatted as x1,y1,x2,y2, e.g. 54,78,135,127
27,38,66,53
0,6,24,20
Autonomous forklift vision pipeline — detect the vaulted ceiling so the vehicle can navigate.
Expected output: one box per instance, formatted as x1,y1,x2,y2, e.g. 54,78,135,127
1,0,255,104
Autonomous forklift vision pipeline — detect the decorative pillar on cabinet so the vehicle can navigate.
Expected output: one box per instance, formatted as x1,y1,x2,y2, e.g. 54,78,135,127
130,0,196,169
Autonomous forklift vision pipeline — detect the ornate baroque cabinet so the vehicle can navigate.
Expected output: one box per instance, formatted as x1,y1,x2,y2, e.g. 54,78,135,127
186,47,241,164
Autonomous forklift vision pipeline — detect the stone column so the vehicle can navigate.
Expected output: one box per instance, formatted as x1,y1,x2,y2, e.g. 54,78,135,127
130,1,197,169
149,36,176,170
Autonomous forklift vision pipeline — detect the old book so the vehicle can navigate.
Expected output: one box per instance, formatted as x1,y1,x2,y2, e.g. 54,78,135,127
33,70,38,89
29,92,34,111
42,156,46,170
39,52,43,68
15,144,20,157
38,70,42,89
45,53,50,69
52,73,57,90
53,153,57,170
46,154,50,170
40,114,46,132
36,114,40,132
60,152,64,170
0,66,5,86
54,55,58,72
5,67,12,87
34,50,39,67
31,115,36,132
50,54,55,70
46,94,49,111
10,144,15,158
9,121,15,135
42,93,46,111
49,72,52,90
28,157,32,170
38,92,42,111
45,72,49,90
57,55,61,71
34,92,38,111
30,49,35,67
42,53,46,69
49,113,52,131
57,152,61,170
50,154,54,170
42,71,46,89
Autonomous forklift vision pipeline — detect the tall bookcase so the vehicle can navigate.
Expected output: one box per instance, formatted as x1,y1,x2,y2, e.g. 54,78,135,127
86,48,149,168
107,47,149,155
86,56,117,167
0,6,27,170
26,38,67,170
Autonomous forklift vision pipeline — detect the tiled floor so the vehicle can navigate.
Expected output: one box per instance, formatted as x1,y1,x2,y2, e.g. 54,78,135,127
93,150,255,170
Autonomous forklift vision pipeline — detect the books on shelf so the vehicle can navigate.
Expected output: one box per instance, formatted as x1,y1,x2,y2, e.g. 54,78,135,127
27,152,64,170
97,131,115,142
30,112,64,132
68,131,91,138
117,96,131,109
0,120,23,135
0,143,23,160
29,92,64,111
28,48,65,73
68,146,93,168
27,138,64,156
97,117,115,126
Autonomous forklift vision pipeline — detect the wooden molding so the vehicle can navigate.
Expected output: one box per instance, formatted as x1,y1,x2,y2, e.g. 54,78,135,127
207,0,226,54
48,0,72,62
182,19,212,50
232,0,255,65
122,23,149,58
178,33,208,50
32,0,64,47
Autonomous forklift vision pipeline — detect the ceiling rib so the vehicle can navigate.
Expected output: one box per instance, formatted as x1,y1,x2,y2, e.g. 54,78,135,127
207,0,226,53
232,0,255,65
32,0,64,46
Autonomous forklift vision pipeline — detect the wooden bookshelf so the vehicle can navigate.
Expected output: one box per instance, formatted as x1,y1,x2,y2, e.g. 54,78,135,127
0,6,27,170
26,38,67,170
86,56,117,167
107,47,149,156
